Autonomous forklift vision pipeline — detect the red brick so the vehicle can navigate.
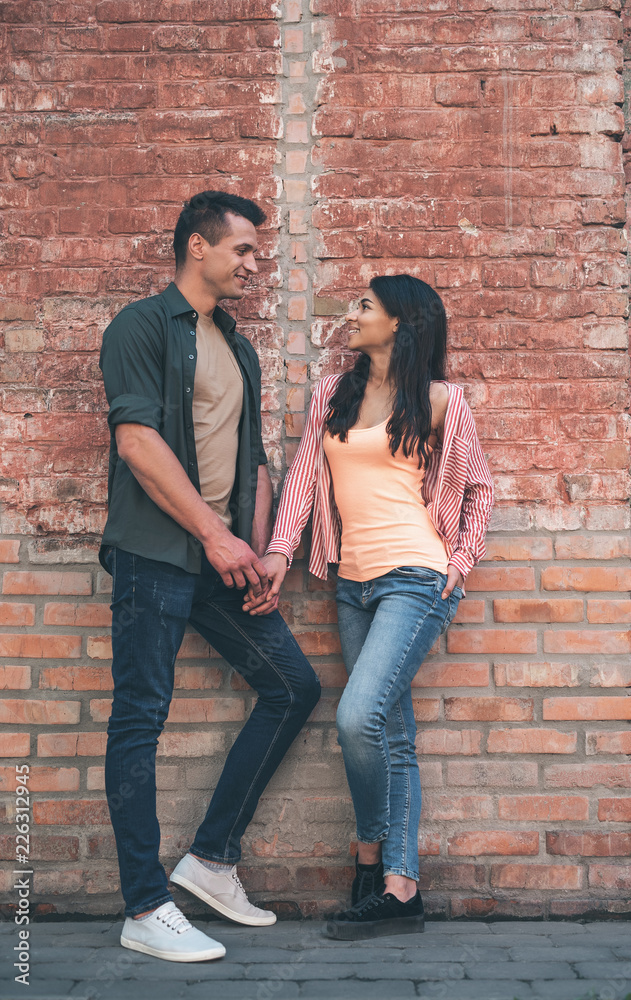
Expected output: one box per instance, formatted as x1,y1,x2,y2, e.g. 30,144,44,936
2,571,92,595
499,796,589,821
0,602,36,626
0,635,81,658
0,699,80,725
39,666,112,691
0,834,79,862
43,602,112,626
447,761,538,787
0,766,79,792
295,631,341,655
493,599,583,623
484,538,553,561
598,798,631,822
589,865,631,890
413,661,489,687
412,699,441,721
587,600,631,623
543,697,631,721
544,763,631,789
0,665,31,689
447,630,537,654
449,831,539,856
554,534,631,560
422,795,494,822
586,731,631,755
416,729,482,755
174,666,222,690
37,732,107,756
491,864,583,890
464,567,536,591
488,728,577,754
445,697,533,721
547,831,631,856
33,800,110,825
544,629,631,654
0,540,20,562
0,733,30,756
542,567,631,592
494,661,579,687
452,600,485,623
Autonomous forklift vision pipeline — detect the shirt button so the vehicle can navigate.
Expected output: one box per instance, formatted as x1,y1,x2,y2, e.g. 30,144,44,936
185,387,191,393
188,354,194,360
191,312,197,319
189,330,195,336
189,461,195,467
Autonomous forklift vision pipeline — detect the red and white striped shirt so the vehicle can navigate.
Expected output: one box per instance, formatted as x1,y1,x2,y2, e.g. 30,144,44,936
266,375,494,584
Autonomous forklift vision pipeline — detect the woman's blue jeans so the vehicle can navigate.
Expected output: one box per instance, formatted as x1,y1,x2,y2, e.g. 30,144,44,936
104,547,321,917
335,567,461,882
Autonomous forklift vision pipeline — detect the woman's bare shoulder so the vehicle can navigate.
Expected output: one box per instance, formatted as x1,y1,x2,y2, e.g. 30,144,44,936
430,381,449,417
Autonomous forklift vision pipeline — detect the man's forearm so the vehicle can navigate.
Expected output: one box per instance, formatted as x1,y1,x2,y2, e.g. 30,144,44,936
250,464,273,556
115,423,227,545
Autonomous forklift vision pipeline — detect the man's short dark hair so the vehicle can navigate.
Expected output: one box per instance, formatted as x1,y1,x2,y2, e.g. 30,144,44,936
173,190,267,268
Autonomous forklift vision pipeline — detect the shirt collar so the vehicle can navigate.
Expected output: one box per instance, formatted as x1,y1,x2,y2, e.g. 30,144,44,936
161,281,237,336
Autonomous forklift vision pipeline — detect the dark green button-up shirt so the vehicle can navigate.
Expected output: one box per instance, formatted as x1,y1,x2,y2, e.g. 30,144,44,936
99,281,267,574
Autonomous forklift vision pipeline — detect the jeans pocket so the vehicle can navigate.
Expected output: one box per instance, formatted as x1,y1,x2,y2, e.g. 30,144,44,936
440,590,461,635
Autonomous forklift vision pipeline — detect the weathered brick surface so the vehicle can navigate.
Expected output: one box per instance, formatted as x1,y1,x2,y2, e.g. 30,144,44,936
0,0,629,919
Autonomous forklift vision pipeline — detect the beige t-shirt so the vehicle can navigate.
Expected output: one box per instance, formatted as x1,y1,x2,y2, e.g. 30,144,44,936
192,313,243,529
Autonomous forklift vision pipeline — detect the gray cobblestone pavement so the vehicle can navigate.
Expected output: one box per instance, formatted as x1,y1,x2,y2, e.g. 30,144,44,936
1,919,631,1000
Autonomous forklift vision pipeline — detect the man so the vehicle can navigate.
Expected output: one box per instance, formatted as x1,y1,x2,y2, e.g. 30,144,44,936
99,191,320,962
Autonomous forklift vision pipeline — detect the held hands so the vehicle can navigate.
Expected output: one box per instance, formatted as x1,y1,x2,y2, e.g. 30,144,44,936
441,565,464,600
203,531,269,595
242,553,289,616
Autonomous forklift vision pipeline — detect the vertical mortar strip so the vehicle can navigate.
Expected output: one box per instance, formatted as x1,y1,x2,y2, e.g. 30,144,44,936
273,0,320,490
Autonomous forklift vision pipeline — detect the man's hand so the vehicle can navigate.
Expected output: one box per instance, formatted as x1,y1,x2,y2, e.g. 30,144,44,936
441,565,464,600
242,553,288,615
203,530,269,593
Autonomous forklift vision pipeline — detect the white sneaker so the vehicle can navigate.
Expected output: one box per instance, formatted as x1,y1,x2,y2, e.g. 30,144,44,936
120,901,226,962
170,853,277,927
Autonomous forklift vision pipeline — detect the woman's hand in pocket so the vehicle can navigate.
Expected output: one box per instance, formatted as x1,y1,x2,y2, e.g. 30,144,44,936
441,565,464,600
242,553,289,616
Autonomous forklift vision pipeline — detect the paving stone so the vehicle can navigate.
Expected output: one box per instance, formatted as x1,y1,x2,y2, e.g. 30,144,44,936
528,982,631,1000
244,962,359,980
489,922,584,936
465,962,577,980
187,984,300,1000
300,982,416,998
573,962,631,979
1,983,77,1000
509,946,616,963
357,961,465,981
297,947,406,963
424,922,493,935
69,982,189,1000
417,983,533,1000
467,934,554,948
405,945,511,963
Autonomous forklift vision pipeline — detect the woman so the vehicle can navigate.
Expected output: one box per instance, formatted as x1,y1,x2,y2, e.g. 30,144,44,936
243,275,494,940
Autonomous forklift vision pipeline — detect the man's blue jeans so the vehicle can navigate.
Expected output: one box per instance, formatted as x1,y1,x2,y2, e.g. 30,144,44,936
335,567,461,882
104,547,321,917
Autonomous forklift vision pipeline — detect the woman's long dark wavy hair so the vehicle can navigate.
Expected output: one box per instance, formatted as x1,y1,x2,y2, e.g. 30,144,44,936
324,275,447,467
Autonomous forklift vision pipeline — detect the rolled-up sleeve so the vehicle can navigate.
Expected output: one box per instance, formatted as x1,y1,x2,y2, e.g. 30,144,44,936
100,307,164,432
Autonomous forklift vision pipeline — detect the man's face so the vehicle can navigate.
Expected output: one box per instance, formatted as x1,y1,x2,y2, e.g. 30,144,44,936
199,212,259,301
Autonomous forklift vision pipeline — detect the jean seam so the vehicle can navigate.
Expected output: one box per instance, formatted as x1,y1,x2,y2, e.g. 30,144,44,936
201,602,295,860
362,582,439,857
396,699,413,880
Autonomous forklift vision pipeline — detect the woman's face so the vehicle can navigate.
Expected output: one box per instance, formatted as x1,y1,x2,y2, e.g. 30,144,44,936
345,289,398,353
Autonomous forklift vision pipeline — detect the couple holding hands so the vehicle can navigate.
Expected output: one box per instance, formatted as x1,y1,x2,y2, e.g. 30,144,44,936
99,190,494,961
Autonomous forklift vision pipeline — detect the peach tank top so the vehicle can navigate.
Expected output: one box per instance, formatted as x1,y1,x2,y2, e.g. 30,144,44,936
323,419,449,583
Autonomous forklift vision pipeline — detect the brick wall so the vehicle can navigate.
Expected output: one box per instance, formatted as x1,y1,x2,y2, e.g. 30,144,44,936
0,0,630,919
